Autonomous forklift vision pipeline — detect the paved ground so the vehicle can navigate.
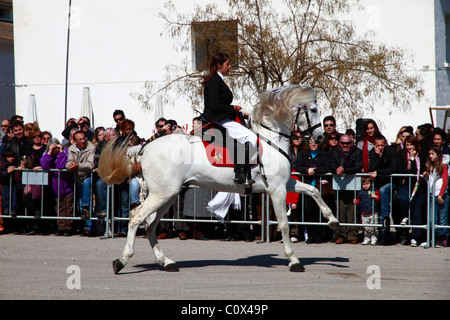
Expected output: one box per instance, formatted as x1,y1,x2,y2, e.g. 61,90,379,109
0,233,449,302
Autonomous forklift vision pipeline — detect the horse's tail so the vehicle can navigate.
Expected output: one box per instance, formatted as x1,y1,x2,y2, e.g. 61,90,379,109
97,139,131,185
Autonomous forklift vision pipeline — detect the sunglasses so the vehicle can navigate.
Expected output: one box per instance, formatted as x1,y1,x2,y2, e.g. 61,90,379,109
324,124,335,128
291,136,301,140
340,141,352,146
32,136,41,139
328,136,338,140
114,117,124,123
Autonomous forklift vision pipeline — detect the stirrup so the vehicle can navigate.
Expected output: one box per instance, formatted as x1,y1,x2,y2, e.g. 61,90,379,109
244,178,255,189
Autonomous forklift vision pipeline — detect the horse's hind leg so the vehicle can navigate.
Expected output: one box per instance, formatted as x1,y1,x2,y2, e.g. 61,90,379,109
112,193,173,274
143,197,179,271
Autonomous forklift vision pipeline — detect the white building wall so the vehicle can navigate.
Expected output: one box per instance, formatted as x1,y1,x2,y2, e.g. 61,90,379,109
348,0,436,141
13,0,439,142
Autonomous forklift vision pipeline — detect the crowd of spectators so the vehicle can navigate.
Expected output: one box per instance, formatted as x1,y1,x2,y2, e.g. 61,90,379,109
289,115,449,248
0,111,448,248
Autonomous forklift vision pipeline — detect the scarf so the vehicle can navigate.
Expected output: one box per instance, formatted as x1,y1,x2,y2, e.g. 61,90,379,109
362,136,375,173
337,145,355,168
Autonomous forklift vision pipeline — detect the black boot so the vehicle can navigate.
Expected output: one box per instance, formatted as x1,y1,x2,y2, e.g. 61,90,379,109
233,141,255,187
233,139,246,184
244,141,255,188
234,164,246,184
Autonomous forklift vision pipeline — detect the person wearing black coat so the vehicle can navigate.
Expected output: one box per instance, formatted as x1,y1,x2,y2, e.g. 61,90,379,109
329,134,363,243
396,135,428,246
368,134,398,244
201,53,257,185
294,137,331,243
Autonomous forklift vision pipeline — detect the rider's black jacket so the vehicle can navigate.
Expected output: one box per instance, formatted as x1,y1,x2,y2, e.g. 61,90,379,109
202,73,236,124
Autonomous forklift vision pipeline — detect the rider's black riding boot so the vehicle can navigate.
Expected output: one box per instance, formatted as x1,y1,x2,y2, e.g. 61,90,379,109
233,141,255,188
233,164,246,184
233,139,246,184
244,141,255,188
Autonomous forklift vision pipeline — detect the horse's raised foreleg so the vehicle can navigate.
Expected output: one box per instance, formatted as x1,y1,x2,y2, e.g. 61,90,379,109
287,177,339,229
112,193,175,274
270,188,304,272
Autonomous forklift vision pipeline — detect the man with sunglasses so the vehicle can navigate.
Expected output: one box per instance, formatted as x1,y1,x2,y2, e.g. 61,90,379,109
330,134,363,244
322,115,338,138
113,109,126,137
1,119,10,141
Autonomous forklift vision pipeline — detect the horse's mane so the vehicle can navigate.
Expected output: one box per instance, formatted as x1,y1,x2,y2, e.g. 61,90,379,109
250,85,316,128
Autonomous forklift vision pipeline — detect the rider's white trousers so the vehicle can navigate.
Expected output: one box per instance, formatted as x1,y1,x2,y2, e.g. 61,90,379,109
220,120,258,148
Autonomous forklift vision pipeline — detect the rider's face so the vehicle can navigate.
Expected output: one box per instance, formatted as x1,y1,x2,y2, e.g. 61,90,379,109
217,60,231,75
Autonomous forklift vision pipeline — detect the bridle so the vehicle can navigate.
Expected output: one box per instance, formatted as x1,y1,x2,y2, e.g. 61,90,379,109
293,104,322,138
252,103,321,186
255,103,321,156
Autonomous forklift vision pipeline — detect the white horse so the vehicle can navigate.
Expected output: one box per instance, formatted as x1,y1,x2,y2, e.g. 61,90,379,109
98,85,339,274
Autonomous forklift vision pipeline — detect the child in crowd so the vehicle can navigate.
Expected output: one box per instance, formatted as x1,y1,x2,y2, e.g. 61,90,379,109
423,146,448,247
0,149,21,217
21,156,43,235
354,177,380,245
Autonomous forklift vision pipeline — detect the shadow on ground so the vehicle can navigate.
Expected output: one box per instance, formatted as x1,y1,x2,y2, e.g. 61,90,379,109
123,254,350,274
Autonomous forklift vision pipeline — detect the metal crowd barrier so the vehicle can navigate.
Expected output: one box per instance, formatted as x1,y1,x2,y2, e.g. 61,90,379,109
0,168,448,247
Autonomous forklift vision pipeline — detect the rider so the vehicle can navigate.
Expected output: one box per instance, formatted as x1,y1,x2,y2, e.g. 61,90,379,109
201,53,257,185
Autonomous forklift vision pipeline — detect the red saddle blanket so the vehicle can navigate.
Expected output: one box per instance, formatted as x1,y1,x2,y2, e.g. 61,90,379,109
190,119,260,168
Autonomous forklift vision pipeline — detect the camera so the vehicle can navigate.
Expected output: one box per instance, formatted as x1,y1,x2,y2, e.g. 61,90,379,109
165,119,178,131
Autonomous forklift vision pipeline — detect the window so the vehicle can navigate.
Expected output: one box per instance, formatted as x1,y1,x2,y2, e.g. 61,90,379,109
0,7,13,23
191,20,239,72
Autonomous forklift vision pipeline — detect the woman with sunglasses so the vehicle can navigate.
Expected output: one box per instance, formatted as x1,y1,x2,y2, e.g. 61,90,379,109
323,132,340,151
29,129,46,166
289,130,303,165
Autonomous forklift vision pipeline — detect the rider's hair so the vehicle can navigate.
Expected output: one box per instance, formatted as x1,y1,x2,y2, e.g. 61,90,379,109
201,53,230,86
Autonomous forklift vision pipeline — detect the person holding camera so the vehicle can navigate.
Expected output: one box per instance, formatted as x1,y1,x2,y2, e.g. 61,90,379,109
40,138,75,236
61,116,94,143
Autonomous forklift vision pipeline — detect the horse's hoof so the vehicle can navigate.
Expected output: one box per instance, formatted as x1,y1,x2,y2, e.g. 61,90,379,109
164,262,179,272
113,259,124,274
289,263,305,272
328,219,340,230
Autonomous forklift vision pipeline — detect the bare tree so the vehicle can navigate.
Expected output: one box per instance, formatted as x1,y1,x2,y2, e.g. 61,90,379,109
132,0,423,128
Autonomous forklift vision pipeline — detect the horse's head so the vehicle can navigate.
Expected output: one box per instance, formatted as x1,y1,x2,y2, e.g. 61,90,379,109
287,86,322,144
255,85,322,143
